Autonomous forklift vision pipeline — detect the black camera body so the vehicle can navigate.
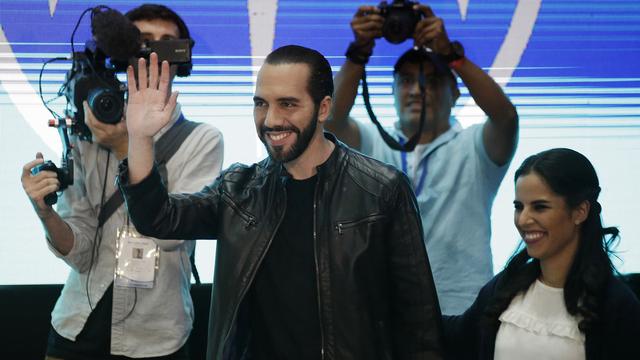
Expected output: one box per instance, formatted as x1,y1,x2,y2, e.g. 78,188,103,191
65,38,193,141
64,41,126,141
378,0,422,44
64,6,194,142
138,39,193,76
30,119,74,206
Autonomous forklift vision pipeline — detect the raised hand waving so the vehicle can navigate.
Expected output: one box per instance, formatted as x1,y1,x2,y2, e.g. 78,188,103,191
126,52,179,140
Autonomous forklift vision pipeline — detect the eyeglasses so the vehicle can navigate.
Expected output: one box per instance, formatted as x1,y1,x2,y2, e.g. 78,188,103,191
394,74,441,89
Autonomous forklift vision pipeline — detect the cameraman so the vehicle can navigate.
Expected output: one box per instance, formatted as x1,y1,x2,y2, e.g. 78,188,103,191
21,4,224,359
326,3,518,315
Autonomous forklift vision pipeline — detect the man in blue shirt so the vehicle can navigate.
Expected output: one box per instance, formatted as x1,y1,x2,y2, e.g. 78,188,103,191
327,3,519,314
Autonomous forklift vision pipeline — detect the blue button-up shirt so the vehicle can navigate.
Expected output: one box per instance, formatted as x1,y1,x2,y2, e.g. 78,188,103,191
359,119,510,315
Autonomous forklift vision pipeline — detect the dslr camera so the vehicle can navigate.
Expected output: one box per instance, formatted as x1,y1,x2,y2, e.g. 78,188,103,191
378,0,422,44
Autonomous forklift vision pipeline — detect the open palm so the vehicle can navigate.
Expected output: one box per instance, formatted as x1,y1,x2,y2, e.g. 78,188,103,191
126,52,178,139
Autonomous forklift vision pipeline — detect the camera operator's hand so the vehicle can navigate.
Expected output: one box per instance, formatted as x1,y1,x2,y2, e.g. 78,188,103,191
126,52,178,140
351,5,384,49
21,152,59,217
21,152,75,254
413,4,451,54
84,101,128,160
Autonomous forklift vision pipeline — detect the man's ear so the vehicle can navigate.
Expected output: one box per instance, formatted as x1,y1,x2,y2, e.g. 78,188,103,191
573,200,591,225
391,76,397,96
317,95,332,124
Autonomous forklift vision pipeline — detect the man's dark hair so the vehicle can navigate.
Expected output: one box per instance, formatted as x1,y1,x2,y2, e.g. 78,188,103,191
393,48,456,84
265,45,334,105
125,4,191,42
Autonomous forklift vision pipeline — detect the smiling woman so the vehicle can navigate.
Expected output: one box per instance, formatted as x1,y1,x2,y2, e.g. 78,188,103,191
513,171,589,287
442,148,640,360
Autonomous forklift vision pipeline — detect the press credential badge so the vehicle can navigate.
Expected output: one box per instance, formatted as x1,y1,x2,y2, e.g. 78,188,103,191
115,225,159,288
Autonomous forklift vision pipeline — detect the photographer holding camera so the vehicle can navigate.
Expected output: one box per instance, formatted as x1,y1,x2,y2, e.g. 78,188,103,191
21,4,223,359
327,1,519,315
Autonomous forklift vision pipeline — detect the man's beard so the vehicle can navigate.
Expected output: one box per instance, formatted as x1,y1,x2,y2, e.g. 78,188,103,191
259,107,319,163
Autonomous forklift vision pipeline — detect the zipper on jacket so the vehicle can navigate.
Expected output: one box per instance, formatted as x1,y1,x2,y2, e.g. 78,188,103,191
221,192,257,229
313,180,326,359
220,187,286,357
335,214,386,235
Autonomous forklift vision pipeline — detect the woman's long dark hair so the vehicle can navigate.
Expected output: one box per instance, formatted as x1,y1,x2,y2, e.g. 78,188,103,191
484,148,620,332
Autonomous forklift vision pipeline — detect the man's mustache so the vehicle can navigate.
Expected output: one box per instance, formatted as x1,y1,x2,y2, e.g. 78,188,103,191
260,125,300,134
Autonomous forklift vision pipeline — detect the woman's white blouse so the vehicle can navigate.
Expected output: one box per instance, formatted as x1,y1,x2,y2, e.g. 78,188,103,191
494,279,585,360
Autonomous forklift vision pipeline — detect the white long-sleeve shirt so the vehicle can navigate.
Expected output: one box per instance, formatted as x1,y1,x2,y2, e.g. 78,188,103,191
48,106,224,357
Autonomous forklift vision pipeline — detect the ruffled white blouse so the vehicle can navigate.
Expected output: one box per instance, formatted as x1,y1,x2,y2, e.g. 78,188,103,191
494,279,585,360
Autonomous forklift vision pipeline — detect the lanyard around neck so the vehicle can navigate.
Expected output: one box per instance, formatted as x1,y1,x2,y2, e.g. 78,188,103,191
399,137,429,196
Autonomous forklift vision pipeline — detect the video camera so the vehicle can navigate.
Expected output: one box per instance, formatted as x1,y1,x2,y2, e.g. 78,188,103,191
64,5,193,141
35,5,193,203
378,0,422,44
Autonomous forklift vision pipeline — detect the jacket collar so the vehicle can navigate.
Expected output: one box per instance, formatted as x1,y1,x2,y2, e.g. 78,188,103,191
316,132,346,179
262,132,347,182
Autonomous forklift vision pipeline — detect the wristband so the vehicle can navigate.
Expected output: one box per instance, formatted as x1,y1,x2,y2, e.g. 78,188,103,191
345,42,372,65
448,57,465,71
441,40,465,71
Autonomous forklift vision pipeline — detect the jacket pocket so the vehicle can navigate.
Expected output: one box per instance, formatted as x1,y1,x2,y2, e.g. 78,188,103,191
221,191,257,229
335,214,387,235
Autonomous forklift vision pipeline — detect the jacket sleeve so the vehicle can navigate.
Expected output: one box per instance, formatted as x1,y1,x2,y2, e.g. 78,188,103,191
50,140,99,273
388,172,445,359
600,278,640,358
152,123,224,251
117,160,224,241
442,277,497,360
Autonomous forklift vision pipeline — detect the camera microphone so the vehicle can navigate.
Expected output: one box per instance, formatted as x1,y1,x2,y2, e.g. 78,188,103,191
90,6,141,61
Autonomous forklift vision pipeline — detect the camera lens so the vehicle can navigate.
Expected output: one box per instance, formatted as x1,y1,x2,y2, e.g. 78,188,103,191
87,87,123,124
383,10,417,44
99,97,113,109
380,1,421,44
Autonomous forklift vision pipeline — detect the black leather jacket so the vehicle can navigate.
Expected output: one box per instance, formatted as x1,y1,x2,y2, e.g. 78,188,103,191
119,134,444,360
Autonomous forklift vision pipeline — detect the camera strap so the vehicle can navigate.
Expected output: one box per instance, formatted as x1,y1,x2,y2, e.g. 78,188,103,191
360,61,427,152
97,115,203,285
97,115,200,228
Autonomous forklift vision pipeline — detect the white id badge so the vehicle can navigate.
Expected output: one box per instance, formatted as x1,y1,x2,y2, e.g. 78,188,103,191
115,226,159,288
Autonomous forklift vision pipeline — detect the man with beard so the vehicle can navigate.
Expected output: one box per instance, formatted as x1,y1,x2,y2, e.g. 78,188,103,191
117,45,445,359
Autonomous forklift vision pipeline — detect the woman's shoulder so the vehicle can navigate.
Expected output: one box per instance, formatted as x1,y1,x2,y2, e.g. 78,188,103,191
467,271,511,309
593,275,640,356
597,275,640,336
604,275,640,310
483,270,512,293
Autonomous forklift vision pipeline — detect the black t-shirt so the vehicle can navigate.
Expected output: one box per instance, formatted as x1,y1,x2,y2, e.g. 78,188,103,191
248,175,321,360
